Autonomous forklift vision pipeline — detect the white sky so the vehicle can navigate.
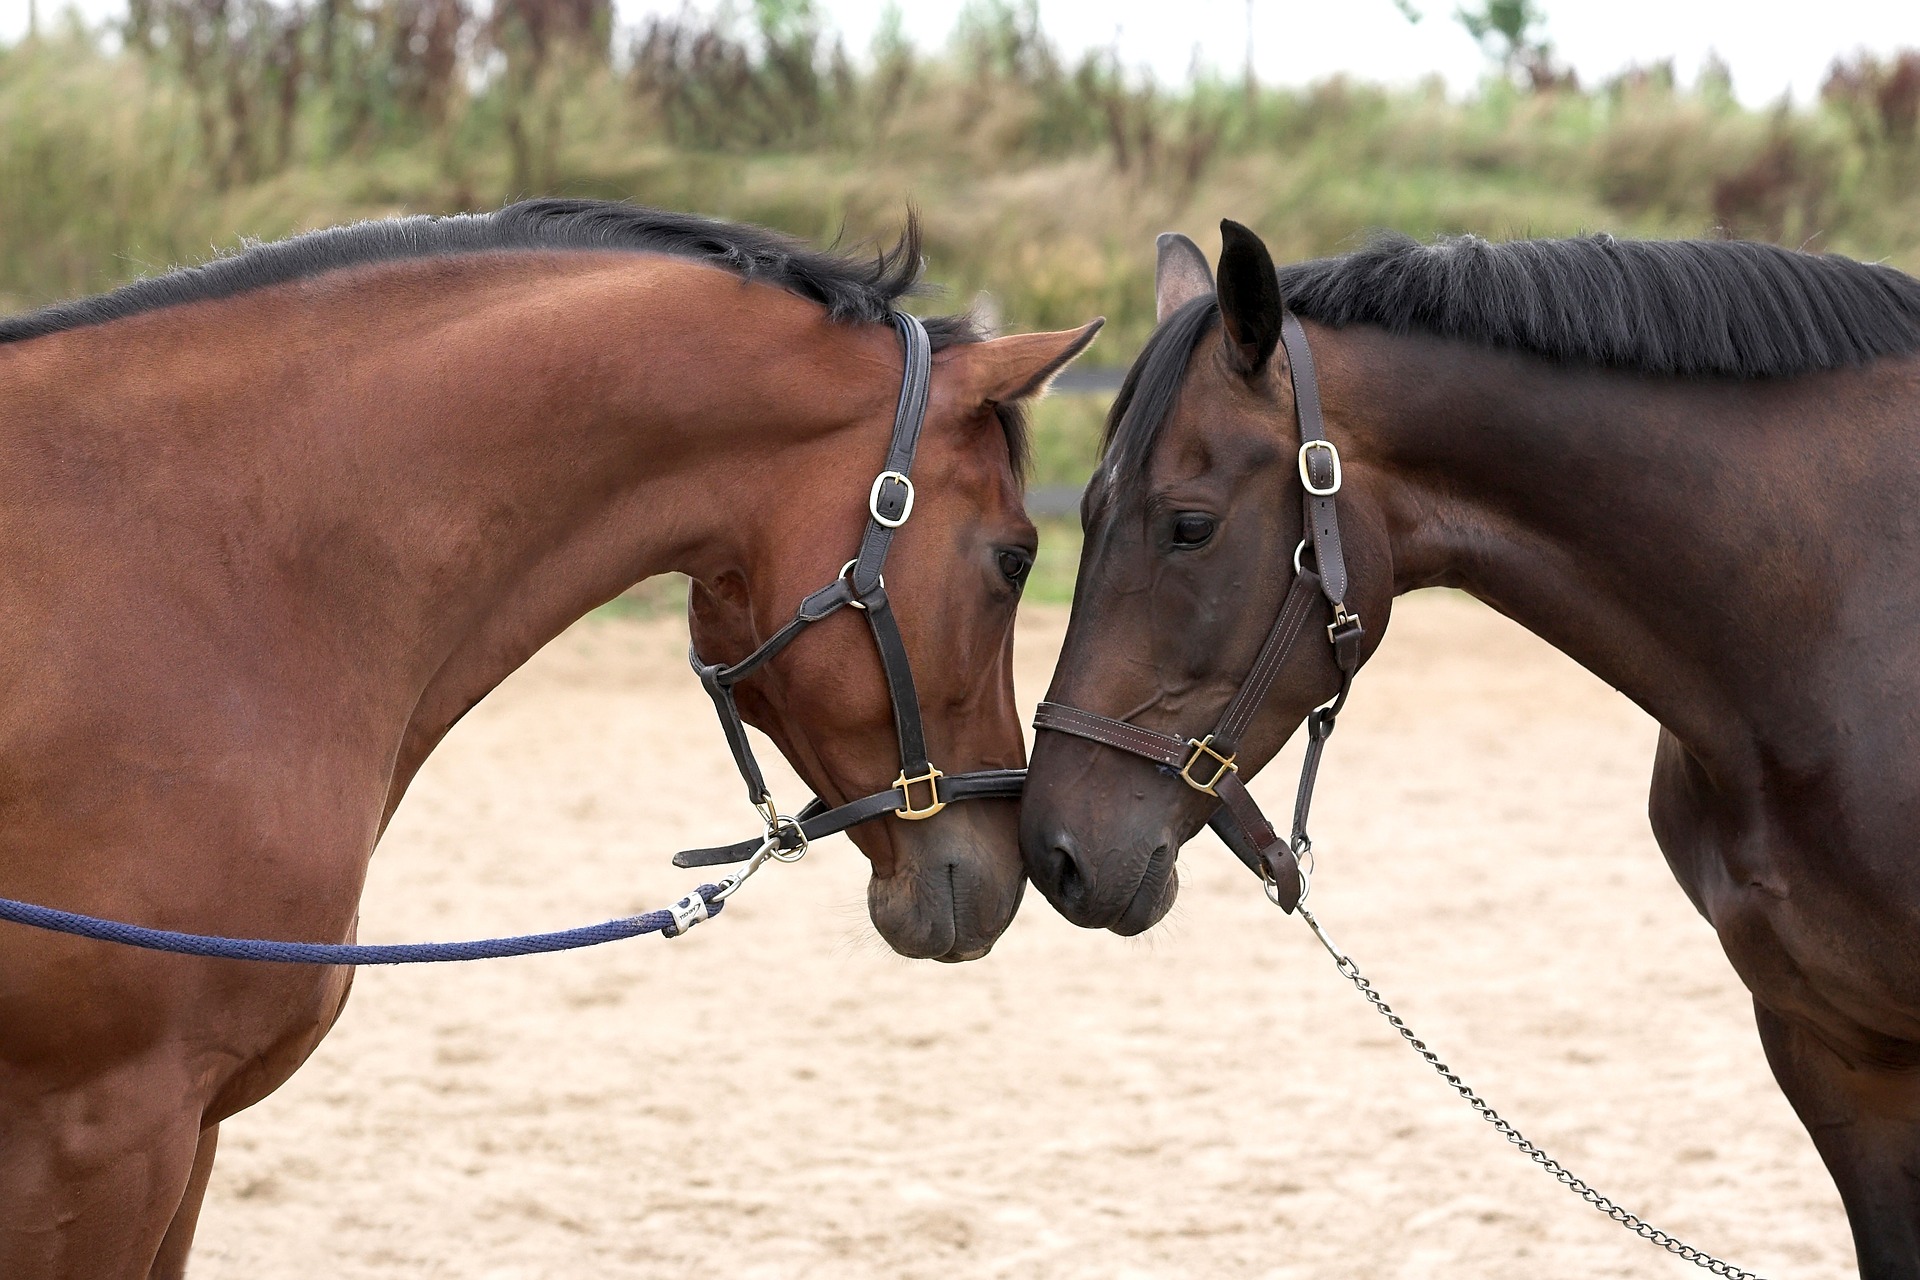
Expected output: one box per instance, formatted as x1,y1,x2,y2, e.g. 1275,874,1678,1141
2,0,1915,107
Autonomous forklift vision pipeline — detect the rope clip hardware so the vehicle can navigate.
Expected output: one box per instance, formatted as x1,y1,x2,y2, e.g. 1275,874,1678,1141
701,816,807,914
663,891,710,938
752,796,809,856
1295,904,1349,969
666,807,812,936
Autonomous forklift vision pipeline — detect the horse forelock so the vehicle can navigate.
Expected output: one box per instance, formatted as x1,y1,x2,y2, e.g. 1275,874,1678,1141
1099,295,1221,485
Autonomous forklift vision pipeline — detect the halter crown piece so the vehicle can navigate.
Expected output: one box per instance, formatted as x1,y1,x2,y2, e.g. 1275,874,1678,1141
674,312,1028,871
1031,312,1365,911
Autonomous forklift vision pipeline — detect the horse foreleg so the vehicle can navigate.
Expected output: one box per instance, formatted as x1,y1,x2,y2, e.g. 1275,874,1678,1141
148,1123,218,1280
0,1064,208,1280
1756,1000,1920,1279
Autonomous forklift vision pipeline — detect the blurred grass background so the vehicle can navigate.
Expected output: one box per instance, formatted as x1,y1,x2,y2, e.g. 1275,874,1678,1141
5,0,1919,600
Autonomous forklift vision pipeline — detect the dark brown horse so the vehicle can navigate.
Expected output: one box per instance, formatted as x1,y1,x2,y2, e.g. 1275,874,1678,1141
1022,220,1920,1276
0,199,1097,1277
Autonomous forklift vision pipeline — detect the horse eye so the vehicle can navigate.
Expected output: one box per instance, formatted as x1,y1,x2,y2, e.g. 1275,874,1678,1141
997,548,1033,585
1171,513,1216,548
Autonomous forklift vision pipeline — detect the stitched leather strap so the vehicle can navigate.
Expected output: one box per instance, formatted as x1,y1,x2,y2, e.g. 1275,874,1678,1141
692,653,774,805
692,579,864,805
1030,702,1189,768
1291,707,1335,849
1211,568,1323,753
858,585,931,774
1212,772,1302,912
1282,313,1349,611
672,769,1028,867
850,314,932,596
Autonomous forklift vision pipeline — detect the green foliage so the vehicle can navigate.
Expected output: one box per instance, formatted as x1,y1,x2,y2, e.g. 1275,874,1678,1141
5,6,1920,360
1457,0,1539,54
1456,0,1570,91
1026,394,1107,489
9,6,1920,602
1026,517,1083,605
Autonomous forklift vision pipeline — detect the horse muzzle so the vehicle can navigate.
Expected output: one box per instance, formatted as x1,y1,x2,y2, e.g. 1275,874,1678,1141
1021,819,1179,935
865,805,1026,961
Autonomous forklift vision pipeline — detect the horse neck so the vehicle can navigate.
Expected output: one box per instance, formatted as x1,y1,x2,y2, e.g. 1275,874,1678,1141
53,255,893,798
1326,325,1899,773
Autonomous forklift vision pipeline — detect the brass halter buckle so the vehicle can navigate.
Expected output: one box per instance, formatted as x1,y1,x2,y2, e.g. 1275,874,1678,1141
1179,735,1237,795
893,764,947,820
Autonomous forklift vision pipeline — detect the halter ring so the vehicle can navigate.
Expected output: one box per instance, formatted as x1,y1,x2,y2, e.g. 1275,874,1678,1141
767,814,810,862
839,559,884,609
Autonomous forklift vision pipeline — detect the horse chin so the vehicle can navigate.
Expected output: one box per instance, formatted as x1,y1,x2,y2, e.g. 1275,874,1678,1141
1109,857,1179,935
863,808,1026,962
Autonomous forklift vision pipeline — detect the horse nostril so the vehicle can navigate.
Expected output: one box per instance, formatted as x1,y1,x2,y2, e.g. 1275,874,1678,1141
1050,834,1089,910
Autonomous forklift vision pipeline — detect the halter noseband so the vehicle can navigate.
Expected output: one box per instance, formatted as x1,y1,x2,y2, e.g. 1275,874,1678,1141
1031,312,1365,911
672,312,1025,871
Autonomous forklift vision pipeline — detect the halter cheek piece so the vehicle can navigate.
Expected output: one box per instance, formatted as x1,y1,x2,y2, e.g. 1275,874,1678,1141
1032,312,1365,912
672,312,1026,871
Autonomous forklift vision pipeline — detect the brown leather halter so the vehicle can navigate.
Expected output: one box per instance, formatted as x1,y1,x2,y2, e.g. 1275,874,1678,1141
1032,312,1364,912
673,312,1026,871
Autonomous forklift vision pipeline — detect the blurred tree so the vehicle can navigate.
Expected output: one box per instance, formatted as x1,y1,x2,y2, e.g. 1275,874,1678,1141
1456,0,1573,91
491,0,613,189
869,2,912,118
1824,50,1920,147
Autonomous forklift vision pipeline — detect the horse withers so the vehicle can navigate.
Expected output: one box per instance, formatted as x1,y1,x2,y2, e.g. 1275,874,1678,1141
0,200,1098,1277
1021,219,1920,1275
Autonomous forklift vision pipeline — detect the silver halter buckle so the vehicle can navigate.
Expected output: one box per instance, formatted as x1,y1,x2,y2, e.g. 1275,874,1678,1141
1298,440,1342,496
869,471,915,528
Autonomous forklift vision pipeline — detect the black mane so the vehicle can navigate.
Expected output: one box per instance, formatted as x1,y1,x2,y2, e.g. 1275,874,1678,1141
1280,233,1920,378
1103,233,1920,475
1,199,1027,475
1,199,938,341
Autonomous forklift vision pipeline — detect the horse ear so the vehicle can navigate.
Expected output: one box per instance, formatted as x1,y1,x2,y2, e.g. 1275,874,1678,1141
1216,219,1284,376
1155,232,1214,322
964,318,1105,405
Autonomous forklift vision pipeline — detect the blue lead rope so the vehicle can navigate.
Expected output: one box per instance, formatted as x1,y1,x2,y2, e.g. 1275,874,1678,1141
0,882,726,965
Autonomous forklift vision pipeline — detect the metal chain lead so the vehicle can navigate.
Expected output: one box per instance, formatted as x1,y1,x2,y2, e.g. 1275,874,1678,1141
1296,904,1765,1280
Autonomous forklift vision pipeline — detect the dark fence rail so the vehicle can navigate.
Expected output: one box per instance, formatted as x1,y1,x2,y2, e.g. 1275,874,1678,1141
1050,367,1125,394
1028,484,1082,518
1029,365,1123,516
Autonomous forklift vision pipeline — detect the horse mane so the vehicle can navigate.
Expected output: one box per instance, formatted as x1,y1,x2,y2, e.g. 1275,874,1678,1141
1103,233,1920,476
1280,233,1920,378
0,198,1027,476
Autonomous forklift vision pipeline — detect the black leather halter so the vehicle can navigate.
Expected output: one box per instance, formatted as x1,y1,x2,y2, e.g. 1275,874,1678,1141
673,312,1025,871
1032,312,1365,911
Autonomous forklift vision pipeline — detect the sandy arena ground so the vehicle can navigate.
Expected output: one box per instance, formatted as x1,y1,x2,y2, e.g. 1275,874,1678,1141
190,593,1853,1278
